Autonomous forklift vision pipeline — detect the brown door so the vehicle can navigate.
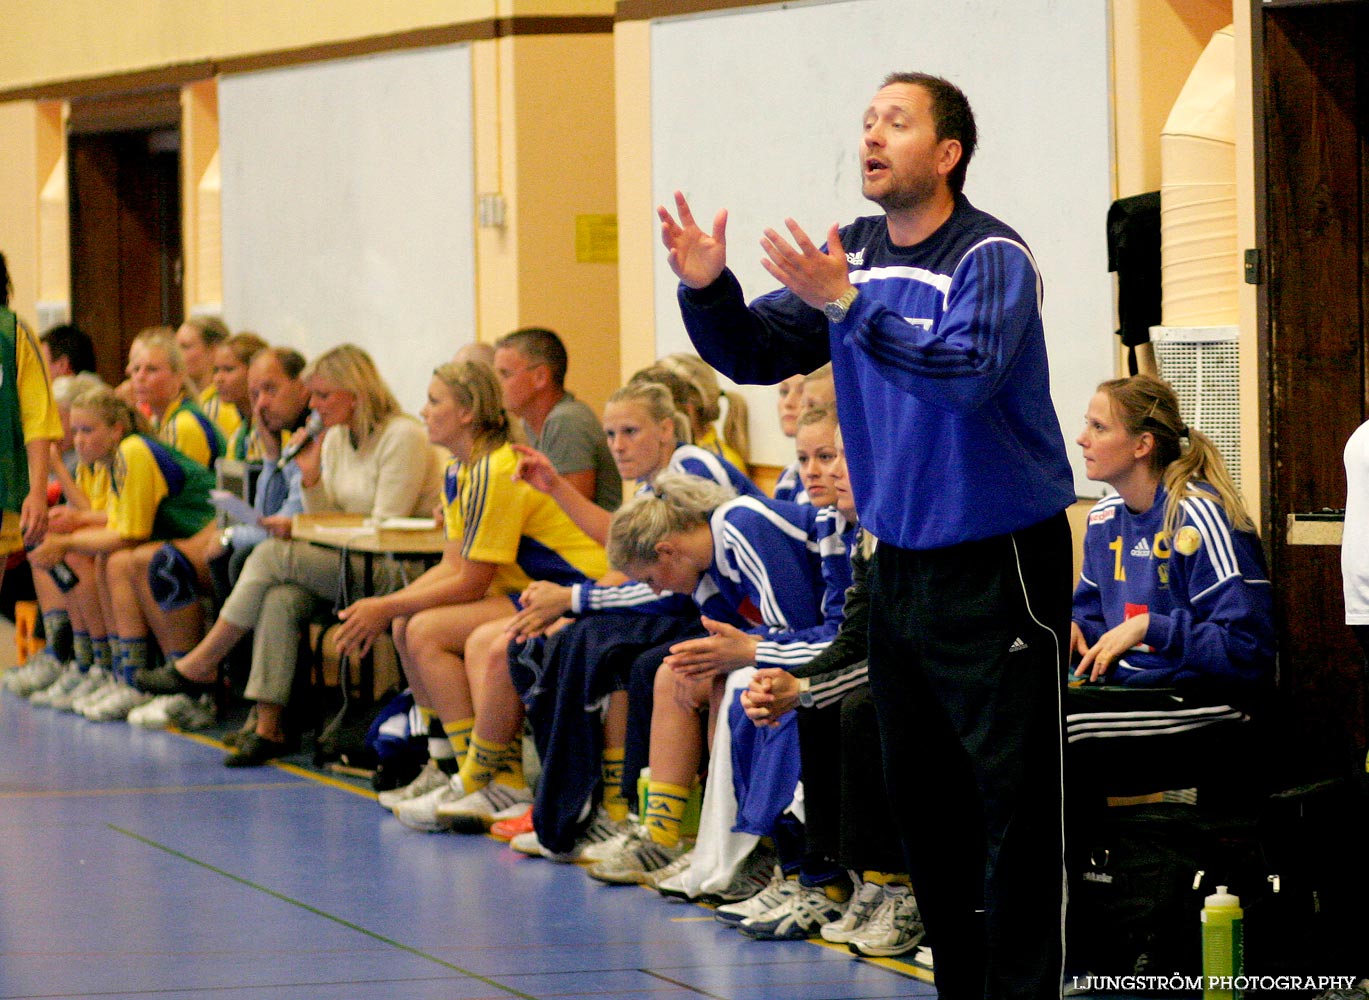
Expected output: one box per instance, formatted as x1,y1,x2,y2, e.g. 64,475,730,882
1259,1,1368,772
68,126,183,388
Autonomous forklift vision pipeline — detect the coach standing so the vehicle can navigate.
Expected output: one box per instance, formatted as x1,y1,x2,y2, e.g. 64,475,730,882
661,72,1075,999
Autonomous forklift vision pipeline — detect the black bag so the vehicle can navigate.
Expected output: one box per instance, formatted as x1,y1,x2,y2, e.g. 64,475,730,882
1069,803,1205,975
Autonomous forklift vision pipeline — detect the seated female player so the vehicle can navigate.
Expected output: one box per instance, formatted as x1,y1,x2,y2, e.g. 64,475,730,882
136,344,445,765
584,470,848,887
1068,374,1274,805
389,375,750,833
420,377,763,848
126,327,224,470
212,332,269,461
27,387,216,721
332,360,606,829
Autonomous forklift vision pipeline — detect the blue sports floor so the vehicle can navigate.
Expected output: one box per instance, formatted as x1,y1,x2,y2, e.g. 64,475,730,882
0,689,937,1000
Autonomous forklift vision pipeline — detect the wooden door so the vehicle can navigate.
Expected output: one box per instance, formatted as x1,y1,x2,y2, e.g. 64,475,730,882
68,127,182,388
1259,1,1368,773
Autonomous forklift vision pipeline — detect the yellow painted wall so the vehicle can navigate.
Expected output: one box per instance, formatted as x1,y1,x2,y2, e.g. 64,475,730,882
1112,0,1232,198
0,0,611,92
0,102,42,326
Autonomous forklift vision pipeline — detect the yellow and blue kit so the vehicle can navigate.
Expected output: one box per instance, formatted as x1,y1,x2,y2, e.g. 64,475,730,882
107,434,216,541
443,441,607,597
154,395,225,470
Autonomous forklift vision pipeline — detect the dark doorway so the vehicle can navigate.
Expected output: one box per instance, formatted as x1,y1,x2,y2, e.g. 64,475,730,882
1256,0,1368,775
68,126,183,388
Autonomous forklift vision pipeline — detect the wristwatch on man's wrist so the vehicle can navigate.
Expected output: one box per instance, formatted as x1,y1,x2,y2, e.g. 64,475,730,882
823,286,859,323
796,676,814,709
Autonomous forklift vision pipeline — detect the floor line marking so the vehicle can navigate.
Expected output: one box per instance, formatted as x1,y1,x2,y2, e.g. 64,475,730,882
0,781,308,800
171,730,378,799
169,724,933,985
107,823,538,1000
640,969,733,999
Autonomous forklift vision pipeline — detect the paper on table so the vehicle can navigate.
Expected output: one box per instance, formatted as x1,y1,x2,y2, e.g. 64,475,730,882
210,490,259,526
378,517,441,531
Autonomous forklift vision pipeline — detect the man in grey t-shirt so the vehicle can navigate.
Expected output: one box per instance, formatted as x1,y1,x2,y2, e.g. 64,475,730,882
492,327,620,512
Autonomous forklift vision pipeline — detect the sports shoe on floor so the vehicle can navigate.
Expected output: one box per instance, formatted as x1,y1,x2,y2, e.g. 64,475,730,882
646,849,695,893
166,693,217,731
698,843,779,904
393,775,466,832
223,732,293,768
820,879,885,943
714,869,796,926
738,882,846,941
513,811,633,863
509,830,546,858
489,805,534,841
128,693,189,728
435,783,533,832
376,758,448,812
586,827,685,885
132,662,214,696
848,887,924,957
6,652,63,696
912,945,934,971
63,670,114,713
29,664,85,707
83,682,152,722
577,822,636,864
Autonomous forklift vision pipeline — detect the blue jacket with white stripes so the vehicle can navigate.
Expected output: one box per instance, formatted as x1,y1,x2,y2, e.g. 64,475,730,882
702,497,853,668
1072,483,1275,688
679,196,1075,552
570,443,762,618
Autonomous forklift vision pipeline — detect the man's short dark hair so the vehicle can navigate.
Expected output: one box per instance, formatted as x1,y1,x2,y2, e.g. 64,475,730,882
41,323,98,375
182,315,231,347
883,72,977,195
259,346,307,380
495,327,568,388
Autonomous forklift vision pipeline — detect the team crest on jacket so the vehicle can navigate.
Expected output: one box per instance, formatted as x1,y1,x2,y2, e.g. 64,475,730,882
845,249,865,266
1174,525,1202,556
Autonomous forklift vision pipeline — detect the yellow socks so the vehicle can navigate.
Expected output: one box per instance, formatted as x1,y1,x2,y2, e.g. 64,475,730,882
457,732,502,793
643,780,690,848
863,870,912,888
443,716,474,761
495,737,527,790
601,747,629,822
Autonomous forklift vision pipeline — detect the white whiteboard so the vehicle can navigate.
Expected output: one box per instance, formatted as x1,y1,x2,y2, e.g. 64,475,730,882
651,0,1113,496
219,45,477,418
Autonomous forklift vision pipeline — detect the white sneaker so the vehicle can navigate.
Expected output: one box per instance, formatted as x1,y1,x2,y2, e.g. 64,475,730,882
62,669,113,713
83,683,152,722
511,811,632,863
646,849,695,893
166,693,217,731
912,945,934,971
7,652,63,696
393,775,466,832
578,822,637,864
821,879,886,943
435,782,534,831
29,664,85,707
848,887,924,958
585,826,685,885
129,694,189,728
714,868,797,926
376,758,448,811
699,843,778,904
739,882,846,940
509,830,547,858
